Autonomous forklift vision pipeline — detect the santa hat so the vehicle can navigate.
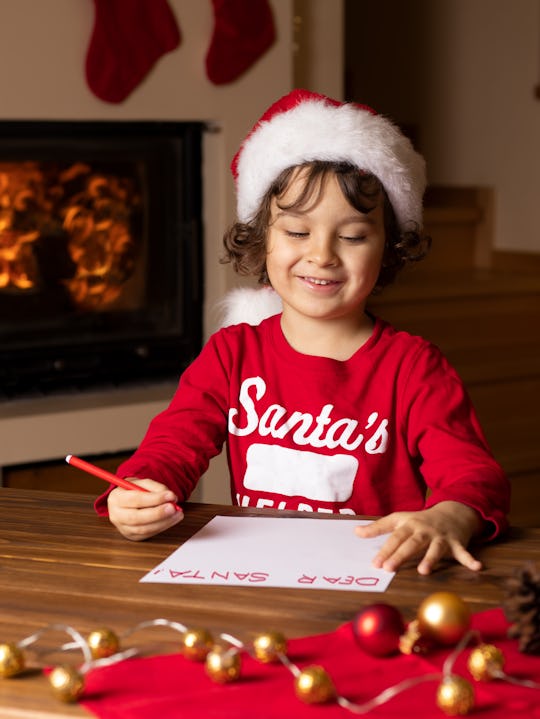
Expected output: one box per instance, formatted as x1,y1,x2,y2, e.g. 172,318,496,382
221,89,427,328
218,285,283,327
231,88,426,231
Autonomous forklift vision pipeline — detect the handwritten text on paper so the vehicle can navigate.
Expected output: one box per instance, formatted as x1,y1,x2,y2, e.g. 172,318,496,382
140,516,394,592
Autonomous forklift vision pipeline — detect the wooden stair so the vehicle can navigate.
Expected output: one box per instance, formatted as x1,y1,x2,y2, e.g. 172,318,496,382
368,187,540,527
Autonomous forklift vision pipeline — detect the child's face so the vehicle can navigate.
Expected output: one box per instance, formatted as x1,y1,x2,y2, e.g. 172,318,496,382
265,169,386,328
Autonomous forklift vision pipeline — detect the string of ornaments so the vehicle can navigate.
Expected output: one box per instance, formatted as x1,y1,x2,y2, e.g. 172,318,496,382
1,569,539,715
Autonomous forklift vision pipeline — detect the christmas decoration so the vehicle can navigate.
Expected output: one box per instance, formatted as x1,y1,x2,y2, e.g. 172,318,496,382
85,0,181,103
0,642,25,678
503,561,540,654
87,628,120,660
398,619,432,655
48,665,85,703
0,623,135,703
352,603,405,657
205,645,242,683
1,603,539,715
182,627,215,661
294,665,336,704
417,592,471,646
436,675,475,716
252,631,287,663
205,0,276,85
230,88,426,230
467,644,505,681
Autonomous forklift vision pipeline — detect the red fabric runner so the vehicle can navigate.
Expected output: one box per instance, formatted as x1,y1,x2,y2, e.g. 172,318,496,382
79,609,540,718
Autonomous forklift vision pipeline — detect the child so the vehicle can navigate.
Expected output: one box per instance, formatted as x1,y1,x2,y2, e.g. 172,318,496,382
95,89,510,575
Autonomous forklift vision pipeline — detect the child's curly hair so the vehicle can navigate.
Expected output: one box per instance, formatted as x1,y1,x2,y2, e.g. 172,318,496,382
221,161,430,292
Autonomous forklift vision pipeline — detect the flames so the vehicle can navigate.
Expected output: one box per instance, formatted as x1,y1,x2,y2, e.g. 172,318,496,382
61,166,140,308
0,161,141,308
0,164,44,290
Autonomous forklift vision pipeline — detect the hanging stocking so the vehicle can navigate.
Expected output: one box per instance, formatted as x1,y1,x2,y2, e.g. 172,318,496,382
85,0,181,104
205,0,276,85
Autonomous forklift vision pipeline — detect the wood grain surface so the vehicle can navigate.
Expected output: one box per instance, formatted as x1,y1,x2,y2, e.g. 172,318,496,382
0,488,538,717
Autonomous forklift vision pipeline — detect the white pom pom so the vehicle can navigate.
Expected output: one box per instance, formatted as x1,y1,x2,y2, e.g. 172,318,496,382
219,287,282,327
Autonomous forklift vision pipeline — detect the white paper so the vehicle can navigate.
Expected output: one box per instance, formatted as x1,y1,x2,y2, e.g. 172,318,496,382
140,516,394,592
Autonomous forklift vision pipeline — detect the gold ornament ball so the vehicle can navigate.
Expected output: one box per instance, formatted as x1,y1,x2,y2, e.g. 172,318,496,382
87,627,120,660
182,627,214,662
48,664,85,703
417,592,471,646
467,644,505,681
294,665,336,704
436,675,474,716
252,631,288,663
205,645,242,683
0,643,25,678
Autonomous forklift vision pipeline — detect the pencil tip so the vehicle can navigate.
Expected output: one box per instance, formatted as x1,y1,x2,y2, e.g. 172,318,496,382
65,454,72,463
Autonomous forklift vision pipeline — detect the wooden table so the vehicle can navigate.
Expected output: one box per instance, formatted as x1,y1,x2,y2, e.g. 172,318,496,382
1,488,539,717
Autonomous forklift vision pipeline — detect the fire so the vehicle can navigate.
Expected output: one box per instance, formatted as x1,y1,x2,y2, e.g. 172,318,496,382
0,164,45,290
62,171,140,308
0,162,141,308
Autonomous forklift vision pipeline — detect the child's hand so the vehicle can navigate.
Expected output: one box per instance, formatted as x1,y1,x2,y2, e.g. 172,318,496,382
107,478,183,541
355,501,483,575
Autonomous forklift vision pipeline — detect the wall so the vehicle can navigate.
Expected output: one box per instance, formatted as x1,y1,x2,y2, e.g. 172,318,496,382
345,0,540,253
422,0,540,254
293,0,344,97
0,0,345,503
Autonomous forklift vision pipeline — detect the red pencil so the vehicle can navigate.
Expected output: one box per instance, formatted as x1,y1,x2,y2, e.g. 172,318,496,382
65,454,181,511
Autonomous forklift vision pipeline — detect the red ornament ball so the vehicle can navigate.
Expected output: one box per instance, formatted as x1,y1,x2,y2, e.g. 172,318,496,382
352,603,406,657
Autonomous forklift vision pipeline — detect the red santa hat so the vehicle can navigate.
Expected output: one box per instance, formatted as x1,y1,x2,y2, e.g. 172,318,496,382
231,88,426,231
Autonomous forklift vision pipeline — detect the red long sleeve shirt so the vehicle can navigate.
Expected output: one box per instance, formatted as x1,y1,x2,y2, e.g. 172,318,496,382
95,315,510,536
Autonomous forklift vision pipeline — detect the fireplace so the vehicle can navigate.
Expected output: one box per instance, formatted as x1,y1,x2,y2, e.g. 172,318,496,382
0,120,203,397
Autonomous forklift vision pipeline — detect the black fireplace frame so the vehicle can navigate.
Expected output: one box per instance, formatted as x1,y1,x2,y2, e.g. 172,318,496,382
0,120,203,397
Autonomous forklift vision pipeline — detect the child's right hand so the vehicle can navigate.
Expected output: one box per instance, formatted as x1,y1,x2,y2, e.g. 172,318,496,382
107,478,183,541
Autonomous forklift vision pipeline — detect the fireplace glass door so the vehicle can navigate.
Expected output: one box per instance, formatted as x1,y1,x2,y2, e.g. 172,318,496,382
0,121,203,396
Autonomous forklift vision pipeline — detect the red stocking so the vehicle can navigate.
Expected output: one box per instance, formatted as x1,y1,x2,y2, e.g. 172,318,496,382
85,0,181,103
205,0,276,85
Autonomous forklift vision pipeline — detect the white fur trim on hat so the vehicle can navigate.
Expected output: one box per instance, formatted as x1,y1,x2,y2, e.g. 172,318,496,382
219,287,282,327
232,89,426,231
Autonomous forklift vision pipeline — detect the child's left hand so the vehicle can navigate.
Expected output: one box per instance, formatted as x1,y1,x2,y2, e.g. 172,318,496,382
355,501,484,575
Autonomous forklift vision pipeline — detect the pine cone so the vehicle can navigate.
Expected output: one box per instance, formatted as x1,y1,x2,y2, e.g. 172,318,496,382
503,562,540,654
